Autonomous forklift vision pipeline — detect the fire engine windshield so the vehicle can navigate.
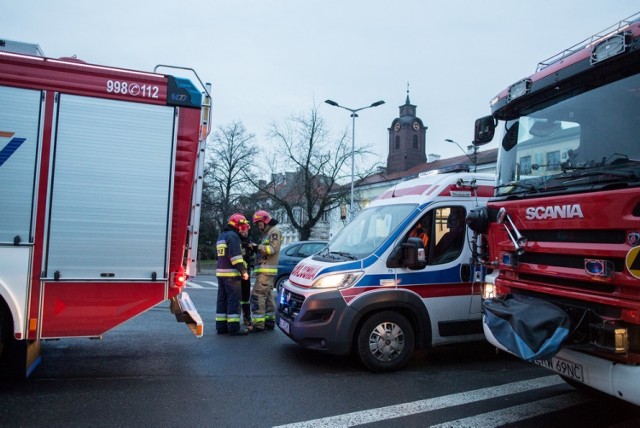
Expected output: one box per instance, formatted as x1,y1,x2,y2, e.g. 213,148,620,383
495,74,640,196
322,203,416,260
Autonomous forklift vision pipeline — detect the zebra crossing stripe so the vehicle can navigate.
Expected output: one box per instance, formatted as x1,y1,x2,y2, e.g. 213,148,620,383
273,376,565,428
429,391,590,427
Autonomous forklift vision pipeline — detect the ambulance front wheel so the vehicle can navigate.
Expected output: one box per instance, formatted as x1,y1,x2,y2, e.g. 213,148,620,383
356,311,415,372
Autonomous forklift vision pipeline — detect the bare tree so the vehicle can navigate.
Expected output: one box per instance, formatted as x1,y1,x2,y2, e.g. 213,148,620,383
257,106,374,240
202,121,259,237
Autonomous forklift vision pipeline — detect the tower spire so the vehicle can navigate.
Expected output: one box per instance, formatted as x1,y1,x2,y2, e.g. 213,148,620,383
406,81,410,104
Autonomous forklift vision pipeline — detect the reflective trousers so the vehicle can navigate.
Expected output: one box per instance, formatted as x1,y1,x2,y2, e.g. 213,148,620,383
216,276,242,333
250,273,275,329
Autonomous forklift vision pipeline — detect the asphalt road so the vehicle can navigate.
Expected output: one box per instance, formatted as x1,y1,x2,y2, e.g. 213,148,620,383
0,275,639,427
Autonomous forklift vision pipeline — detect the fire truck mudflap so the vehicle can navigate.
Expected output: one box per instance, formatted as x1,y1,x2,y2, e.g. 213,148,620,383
171,292,203,337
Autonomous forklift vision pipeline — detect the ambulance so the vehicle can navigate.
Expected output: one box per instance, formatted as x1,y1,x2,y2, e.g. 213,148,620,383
276,169,493,371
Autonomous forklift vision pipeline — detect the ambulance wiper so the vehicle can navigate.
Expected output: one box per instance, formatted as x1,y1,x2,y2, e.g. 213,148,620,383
330,251,357,260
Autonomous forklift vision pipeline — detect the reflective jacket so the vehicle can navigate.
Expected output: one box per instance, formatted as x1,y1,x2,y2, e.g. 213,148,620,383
254,222,282,276
216,227,248,277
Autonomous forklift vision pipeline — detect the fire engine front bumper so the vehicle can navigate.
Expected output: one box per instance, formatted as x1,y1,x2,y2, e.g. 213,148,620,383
170,292,203,337
484,317,640,406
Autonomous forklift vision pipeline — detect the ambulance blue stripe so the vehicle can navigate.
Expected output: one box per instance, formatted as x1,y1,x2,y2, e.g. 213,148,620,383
0,138,26,167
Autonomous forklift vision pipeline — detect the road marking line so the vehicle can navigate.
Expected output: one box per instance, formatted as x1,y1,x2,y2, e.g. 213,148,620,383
272,375,564,428
186,281,218,288
429,391,590,427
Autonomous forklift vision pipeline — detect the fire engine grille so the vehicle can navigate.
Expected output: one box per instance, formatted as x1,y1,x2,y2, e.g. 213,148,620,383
518,273,616,293
524,229,626,244
519,253,625,273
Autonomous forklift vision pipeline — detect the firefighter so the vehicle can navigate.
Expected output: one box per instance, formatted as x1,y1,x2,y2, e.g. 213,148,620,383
215,213,251,336
249,210,282,332
238,220,256,328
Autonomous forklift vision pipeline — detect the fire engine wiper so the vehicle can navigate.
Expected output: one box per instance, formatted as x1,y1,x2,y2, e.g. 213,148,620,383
558,165,637,182
495,181,540,195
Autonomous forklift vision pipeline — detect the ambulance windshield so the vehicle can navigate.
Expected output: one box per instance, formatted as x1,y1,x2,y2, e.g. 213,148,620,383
325,204,415,260
495,73,640,196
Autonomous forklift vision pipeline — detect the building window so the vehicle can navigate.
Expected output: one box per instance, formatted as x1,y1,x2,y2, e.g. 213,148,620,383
293,207,302,224
395,136,400,150
546,151,561,171
412,135,418,149
520,155,532,175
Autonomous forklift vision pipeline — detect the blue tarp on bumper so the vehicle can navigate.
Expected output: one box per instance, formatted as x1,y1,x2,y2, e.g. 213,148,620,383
483,295,570,361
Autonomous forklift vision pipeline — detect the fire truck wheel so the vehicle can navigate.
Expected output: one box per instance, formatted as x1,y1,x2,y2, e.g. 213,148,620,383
0,305,28,379
0,304,15,376
356,311,415,372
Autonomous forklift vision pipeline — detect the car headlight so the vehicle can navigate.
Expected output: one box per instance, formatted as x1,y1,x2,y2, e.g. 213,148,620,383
311,272,363,289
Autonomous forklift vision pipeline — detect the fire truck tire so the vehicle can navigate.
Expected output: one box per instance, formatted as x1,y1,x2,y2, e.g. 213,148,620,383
0,303,27,379
0,305,14,375
356,311,415,372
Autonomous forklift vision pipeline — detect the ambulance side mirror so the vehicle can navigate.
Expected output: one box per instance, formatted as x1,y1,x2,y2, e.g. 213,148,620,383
386,237,427,270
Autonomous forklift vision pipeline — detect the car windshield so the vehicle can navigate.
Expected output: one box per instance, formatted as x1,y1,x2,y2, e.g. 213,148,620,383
495,73,640,196
321,203,416,260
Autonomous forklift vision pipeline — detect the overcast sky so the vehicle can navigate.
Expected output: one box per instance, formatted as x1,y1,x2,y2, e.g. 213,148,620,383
3,1,638,168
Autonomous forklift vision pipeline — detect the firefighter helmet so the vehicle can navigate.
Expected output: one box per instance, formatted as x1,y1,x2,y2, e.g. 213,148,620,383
237,220,250,232
253,210,271,224
228,213,249,230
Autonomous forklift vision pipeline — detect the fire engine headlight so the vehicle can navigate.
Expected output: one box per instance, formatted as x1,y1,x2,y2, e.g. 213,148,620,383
311,272,363,290
482,270,499,300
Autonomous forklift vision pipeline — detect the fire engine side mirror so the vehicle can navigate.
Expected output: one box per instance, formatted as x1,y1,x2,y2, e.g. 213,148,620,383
474,116,496,145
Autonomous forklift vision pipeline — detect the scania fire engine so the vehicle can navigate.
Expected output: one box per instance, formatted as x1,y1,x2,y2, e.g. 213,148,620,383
0,40,208,377
466,13,640,405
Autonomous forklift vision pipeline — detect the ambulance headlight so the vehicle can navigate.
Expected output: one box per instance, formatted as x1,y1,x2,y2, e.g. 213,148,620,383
311,272,363,290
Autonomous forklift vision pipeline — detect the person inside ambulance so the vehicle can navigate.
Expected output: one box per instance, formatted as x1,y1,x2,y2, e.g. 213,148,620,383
434,207,466,263
408,215,430,249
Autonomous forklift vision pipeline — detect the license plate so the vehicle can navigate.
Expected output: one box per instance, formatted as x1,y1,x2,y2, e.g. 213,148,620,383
278,317,290,334
535,357,585,383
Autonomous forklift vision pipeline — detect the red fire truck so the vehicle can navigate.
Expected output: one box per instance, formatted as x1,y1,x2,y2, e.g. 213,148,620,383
0,41,208,377
466,13,640,405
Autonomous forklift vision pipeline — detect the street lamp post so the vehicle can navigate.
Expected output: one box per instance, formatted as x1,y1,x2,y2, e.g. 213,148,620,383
445,138,478,172
325,99,385,220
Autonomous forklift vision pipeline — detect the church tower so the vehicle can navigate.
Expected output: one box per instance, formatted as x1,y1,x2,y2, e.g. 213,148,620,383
386,86,427,173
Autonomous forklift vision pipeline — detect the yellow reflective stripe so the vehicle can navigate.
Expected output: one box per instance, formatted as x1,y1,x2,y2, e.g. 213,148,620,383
216,270,241,277
231,255,244,264
254,267,277,274
227,316,241,322
252,316,266,322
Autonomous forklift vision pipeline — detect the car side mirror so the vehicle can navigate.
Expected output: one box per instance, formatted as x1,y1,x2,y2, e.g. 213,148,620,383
386,237,427,270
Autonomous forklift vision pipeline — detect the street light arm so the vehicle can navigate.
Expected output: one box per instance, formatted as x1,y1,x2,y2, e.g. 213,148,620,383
325,99,385,115
445,138,478,172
